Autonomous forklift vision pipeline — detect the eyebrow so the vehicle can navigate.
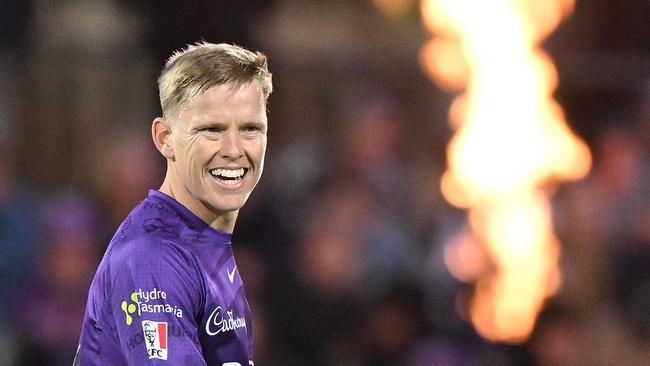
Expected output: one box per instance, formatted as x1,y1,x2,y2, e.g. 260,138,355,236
243,121,267,127
191,120,228,129
192,120,267,129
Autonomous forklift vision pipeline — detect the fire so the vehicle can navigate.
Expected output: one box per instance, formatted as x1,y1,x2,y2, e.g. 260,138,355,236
420,0,591,343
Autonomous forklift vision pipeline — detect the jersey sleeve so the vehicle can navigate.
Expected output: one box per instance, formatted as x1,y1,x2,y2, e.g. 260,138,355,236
107,238,208,365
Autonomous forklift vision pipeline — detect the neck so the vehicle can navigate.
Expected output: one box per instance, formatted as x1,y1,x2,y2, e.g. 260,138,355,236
159,171,239,233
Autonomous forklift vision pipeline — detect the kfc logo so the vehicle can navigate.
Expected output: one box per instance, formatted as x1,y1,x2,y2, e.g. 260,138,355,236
142,320,168,360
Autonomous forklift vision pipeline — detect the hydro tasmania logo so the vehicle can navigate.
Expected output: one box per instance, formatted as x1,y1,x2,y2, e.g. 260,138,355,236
121,292,141,325
142,320,168,360
120,288,183,325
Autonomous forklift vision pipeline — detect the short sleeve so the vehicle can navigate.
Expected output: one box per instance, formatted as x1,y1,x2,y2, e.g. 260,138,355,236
108,239,208,365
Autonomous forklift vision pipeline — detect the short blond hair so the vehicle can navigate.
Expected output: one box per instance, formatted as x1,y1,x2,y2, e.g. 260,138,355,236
158,42,273,120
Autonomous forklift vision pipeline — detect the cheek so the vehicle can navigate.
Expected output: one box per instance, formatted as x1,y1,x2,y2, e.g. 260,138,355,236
255,144,267,168
184,141,211,166
257,138,268,159
176,142,208,183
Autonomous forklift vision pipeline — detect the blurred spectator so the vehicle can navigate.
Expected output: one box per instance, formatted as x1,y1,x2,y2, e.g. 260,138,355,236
358,283,426,366
553,121,650,365
527,304,585,366
90,136,162,232
0,146,39,320
556,126,645,308
10,192,101,365
0,146,37,366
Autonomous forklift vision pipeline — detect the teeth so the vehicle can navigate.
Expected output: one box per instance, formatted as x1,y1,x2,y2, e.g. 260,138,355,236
210,168,245,179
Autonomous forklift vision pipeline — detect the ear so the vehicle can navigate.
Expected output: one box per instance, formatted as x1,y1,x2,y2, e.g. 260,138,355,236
152,117,175,160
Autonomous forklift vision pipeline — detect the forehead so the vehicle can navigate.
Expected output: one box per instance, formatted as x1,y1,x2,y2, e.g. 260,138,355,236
179,82,267,123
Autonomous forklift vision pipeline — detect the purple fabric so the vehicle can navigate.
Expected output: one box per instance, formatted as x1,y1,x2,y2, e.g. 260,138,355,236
76,190,253,365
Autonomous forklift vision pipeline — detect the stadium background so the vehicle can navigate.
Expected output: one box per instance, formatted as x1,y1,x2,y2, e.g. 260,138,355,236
0,0,649,365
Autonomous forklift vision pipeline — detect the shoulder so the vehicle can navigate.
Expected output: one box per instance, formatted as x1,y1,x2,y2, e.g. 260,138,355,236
96,195,210,309
100,206,204,297
99,236,206,323
105,199,198,273
112,197,183,244
107,235,201,285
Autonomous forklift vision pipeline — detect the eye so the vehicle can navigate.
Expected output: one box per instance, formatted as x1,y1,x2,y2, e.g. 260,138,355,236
242,124,266,134
199,126,222,133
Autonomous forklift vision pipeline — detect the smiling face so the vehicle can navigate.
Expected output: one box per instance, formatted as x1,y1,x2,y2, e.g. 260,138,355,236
155,82,267,231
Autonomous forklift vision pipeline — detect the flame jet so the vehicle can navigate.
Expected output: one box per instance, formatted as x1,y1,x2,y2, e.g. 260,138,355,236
420,0,591,343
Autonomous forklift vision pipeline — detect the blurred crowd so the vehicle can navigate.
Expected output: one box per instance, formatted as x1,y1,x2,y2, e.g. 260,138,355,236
1,1,649,365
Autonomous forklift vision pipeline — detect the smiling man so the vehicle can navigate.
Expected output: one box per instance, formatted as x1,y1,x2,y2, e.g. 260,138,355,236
75,42,272,365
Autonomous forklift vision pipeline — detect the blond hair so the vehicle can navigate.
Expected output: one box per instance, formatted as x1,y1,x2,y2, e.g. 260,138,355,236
158,42,273,120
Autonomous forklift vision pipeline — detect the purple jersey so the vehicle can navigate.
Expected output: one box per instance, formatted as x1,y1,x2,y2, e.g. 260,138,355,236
75,190,254,365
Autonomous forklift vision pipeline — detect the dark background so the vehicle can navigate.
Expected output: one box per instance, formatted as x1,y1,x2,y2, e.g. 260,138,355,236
1,0,649,365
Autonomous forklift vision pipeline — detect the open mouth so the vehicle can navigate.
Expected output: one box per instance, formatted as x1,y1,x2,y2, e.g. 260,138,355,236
209,168,248,186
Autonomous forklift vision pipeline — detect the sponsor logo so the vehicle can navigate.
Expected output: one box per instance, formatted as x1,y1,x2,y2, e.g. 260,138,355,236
142,320,168,360
121,292,141,325
120,288,183,325
126,324,200,352
205,306,247,336
227,266,237,284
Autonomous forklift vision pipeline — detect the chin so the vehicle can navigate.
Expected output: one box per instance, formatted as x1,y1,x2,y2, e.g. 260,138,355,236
209,197,248,214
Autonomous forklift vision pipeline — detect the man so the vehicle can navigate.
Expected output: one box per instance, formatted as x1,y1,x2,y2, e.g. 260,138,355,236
74,42,272,365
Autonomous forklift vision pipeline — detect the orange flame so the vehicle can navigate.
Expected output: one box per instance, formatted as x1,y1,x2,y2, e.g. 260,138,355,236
420,0,591,343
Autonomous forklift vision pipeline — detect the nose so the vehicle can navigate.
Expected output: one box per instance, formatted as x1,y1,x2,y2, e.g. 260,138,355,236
220,130,244,159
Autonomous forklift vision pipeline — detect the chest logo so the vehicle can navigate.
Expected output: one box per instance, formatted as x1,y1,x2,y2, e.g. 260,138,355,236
121,292,141,325
205,306,247,336
227,266,237,284
142,320,168,360
120,288,183,326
